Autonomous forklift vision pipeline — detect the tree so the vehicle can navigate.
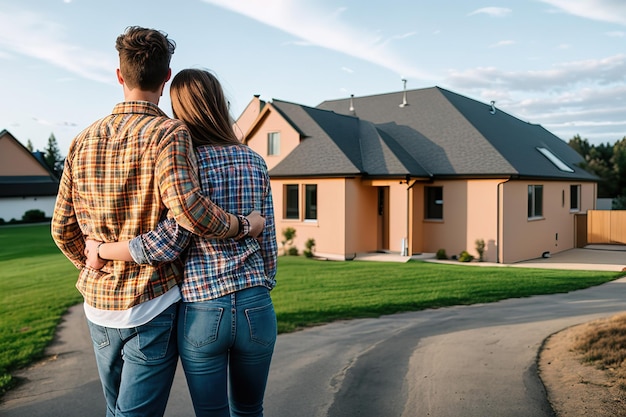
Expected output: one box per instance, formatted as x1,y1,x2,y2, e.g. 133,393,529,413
569,136,617,198
44,133,63,177
26,139,34,152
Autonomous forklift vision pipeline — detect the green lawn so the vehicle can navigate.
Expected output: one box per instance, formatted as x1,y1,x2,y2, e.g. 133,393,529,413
0,224,621,395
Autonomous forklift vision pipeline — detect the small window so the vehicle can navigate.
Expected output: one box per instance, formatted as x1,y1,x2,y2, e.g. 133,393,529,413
425,186,443,220
268,132,280,156
528,185,543,219
570,184,580,211
284,184,299,219
305,184,317,220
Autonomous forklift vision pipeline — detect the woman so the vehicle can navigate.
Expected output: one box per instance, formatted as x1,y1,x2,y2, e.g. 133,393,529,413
86,69,277,417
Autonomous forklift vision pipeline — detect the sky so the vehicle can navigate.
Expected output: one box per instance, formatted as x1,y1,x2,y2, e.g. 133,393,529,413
1,0,626,155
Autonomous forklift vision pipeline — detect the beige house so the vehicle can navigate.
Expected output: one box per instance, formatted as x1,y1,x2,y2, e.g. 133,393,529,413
0,129,59,221
236,87,598,264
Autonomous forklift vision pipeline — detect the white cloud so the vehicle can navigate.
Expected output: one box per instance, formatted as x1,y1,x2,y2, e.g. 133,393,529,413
201,0,431,80
447,54,626,91
468,7,512,17
489,40,515,48
0,8,115,84
606,31,626,37
537,0,626,25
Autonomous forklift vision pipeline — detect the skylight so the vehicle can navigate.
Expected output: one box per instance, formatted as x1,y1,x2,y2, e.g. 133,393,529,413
536,147,574,173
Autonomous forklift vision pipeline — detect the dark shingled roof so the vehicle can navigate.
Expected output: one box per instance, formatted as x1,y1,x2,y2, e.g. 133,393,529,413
268,100,430,178
264,87,597,181
0,176,59,197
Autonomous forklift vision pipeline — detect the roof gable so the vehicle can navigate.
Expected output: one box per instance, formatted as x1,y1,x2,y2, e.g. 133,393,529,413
267,100,430,178
268,101,362,176
0,130,58,177
0,130,59,197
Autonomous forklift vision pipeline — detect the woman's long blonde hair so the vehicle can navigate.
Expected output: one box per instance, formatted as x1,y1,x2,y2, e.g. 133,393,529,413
170,68,240,147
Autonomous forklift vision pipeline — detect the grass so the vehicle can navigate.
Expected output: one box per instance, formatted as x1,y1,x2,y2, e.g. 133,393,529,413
0,224,622,396
0,224,81,394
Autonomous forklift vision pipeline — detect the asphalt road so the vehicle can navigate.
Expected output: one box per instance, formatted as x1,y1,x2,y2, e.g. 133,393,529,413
2,251,625,416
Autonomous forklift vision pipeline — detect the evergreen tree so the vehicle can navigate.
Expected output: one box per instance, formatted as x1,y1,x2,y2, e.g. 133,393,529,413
44,133,63,177
568,135,626,206
611,137,626,208
26,139,34,152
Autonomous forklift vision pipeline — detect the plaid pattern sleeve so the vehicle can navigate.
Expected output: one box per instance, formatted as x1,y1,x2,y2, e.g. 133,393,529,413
51,153,85,269
137,218,191,265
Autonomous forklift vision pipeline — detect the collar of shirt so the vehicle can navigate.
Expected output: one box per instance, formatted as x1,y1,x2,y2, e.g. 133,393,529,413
112,101,168,118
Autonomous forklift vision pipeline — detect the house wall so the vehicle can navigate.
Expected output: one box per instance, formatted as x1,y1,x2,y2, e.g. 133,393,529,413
233,96,263,141
416,179,501,261
500,180,596,264
344,179,378,257
419,180,470,259
269,177,411,260
245,107,301,171
358,179,409,255
466,180,501,262
0,196,57,221
0,136,51,176
270,178,348,259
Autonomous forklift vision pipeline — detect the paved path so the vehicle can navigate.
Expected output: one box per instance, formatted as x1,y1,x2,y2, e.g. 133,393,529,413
1,247,625,416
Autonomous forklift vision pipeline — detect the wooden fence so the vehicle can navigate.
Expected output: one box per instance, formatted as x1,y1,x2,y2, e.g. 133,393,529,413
586,210,626,245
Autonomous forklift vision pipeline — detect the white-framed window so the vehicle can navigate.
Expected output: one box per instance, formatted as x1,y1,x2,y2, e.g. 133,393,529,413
425,186,443,220
268,132,280,156
570,184,581,212
528,185,543,219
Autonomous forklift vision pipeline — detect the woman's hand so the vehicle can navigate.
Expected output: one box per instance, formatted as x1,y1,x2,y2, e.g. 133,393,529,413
84,239,107,270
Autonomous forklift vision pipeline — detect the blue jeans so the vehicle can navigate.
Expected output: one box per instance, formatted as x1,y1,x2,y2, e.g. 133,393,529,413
178,286,277,417
86,302,179,417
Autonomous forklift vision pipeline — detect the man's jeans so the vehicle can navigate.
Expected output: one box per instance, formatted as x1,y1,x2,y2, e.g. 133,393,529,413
178,286,277,417
86,302,178,417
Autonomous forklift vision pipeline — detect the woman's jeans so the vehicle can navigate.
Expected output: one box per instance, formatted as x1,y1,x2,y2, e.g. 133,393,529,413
86,302,179,417
178,286,277,417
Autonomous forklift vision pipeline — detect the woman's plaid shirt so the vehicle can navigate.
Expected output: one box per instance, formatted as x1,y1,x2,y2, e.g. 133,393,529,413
130,144,277,302
51,101,233,310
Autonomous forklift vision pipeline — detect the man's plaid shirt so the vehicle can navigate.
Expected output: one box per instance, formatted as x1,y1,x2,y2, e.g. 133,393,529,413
130,144,277,302
51,101,232,310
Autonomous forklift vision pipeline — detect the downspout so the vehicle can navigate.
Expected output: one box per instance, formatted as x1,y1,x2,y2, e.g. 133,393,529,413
404,175,419,256
496,178,511,263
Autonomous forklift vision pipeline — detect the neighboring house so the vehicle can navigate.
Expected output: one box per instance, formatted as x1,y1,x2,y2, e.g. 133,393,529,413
0,130,59,221
236,87,598,264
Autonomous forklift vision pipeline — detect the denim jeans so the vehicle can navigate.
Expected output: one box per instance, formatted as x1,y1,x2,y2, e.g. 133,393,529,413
178,286,277,417
86,302,179,417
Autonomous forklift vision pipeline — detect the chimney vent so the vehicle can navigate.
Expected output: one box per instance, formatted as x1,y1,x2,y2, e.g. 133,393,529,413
399,79,409,107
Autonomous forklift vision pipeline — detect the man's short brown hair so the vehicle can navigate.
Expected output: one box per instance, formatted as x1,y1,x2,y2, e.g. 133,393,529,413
115,26,176,92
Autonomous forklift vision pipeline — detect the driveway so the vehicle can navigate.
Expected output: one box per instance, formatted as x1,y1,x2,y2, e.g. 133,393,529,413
1,247,625,416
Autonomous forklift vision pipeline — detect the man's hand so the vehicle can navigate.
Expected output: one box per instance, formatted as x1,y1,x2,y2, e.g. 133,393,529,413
246,211,265,238
84,238,107,270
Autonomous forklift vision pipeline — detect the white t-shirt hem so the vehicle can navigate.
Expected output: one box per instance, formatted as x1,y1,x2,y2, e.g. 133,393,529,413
83,286,181,328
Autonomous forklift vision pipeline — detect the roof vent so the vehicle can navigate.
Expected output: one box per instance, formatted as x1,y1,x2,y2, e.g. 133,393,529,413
490,101,496,115
399,79,409,107
349,94,355,113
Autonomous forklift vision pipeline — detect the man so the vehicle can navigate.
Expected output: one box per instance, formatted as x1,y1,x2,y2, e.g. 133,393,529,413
51,26,262,417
